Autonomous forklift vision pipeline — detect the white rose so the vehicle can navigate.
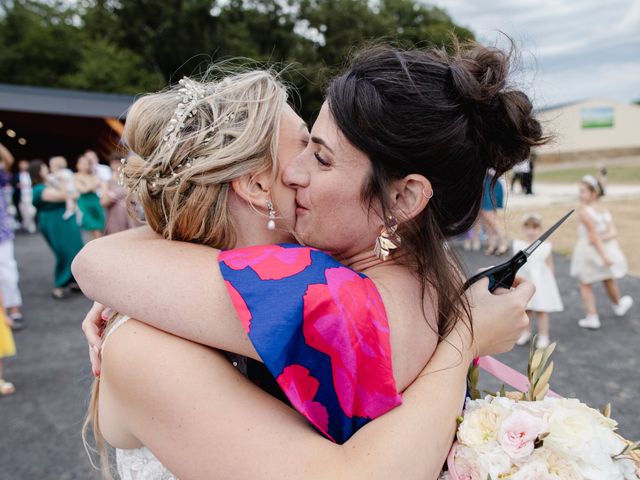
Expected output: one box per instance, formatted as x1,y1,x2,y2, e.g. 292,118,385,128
478,449,512,479
511,460,552,480
457,407,501,452
545,406,596,459
532,447,581,480
558,398,619,431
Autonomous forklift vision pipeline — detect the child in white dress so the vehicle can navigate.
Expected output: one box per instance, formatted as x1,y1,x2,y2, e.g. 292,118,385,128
570,175,633,329
514,213,564,349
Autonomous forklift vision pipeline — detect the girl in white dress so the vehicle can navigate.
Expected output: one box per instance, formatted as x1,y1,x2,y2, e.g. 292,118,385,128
514,213,564,348
570,175,633,329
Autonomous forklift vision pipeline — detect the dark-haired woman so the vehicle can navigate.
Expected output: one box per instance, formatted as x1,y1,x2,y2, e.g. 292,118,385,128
75,42,541,477
29,160,84,298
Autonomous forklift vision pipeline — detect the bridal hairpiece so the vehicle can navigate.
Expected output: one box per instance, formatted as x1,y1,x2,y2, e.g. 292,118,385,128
162,77,207,146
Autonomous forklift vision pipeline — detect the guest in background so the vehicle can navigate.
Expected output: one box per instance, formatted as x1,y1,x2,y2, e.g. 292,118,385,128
75,154,105,239
510,159,529,193
479,169,509,256
513,213,563,348
0,291,16,396
0,144,24,329
101,153,137,235
14,159,36,234
48,156,78,221
85,150,112,185
29,160,84,299
571,175,633,329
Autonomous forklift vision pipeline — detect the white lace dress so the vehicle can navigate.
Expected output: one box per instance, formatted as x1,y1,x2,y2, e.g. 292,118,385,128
116,447,177,480
103,315,178,480
512,239,563,312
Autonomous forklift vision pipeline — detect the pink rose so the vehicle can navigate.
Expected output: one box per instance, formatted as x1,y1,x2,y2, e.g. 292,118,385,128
498,410,545,460
452,447,484,480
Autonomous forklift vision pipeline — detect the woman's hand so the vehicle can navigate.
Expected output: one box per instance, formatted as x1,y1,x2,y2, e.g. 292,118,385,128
81,302,109,376
458,277,534,359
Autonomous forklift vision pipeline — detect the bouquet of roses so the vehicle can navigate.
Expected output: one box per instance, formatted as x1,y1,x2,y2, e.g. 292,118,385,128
440,342,640,480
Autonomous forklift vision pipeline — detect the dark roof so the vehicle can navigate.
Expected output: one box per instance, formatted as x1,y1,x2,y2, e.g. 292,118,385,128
535,99,585,114
0,83,135,119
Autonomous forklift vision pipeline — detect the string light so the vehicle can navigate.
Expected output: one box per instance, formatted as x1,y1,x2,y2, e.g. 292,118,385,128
18,138,27,146
6,129,16,138
0,121,3,128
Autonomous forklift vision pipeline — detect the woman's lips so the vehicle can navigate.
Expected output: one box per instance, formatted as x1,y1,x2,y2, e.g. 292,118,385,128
295,200,308,215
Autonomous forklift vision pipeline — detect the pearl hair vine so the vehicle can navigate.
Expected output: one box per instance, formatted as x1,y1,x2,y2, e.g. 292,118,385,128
162,77,207,145
119,76,243,190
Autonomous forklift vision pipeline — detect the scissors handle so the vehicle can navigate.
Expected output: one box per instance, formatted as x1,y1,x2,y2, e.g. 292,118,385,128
463,251,528,292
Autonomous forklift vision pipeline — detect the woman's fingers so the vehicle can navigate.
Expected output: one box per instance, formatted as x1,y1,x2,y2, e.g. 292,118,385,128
89,344,101,377
82,302,107,375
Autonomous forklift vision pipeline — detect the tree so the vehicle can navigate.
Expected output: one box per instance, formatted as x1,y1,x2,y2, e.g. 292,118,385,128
1,0,475,121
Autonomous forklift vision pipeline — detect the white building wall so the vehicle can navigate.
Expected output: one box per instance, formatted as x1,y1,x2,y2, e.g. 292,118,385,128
536,98,640,155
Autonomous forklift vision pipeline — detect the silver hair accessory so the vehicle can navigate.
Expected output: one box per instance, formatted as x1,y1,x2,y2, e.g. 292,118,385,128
118,157,127,186
581,174,602,194
163,77,207,145
266,200,276,231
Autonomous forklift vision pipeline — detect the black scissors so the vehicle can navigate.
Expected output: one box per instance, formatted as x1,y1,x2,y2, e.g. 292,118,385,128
464,209,574,292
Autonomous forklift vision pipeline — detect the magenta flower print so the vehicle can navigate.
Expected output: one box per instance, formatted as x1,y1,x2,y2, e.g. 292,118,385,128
302,267,401,419
219,245,312,280
224,280,252,333
277,365,331,437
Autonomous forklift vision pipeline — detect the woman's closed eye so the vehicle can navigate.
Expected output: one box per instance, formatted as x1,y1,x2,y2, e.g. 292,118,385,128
314,151,330,167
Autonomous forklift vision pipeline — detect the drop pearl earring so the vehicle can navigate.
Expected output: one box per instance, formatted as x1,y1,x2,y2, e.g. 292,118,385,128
266,200,276,231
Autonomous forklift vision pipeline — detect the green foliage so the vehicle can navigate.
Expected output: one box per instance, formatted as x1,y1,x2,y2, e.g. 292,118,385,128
1,0,475,120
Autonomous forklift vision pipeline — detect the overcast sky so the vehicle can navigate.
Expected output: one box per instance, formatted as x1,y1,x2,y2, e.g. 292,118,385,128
431,0,640,108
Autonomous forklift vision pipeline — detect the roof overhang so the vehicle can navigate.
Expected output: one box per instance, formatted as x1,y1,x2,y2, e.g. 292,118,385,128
0,83,135,119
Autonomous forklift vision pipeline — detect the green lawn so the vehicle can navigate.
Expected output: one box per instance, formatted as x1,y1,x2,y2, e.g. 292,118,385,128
534,164,640,184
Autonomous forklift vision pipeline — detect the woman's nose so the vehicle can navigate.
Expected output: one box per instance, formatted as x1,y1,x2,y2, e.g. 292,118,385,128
282,153,310,189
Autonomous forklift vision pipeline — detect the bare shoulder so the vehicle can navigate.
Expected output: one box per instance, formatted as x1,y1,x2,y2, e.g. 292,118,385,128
102,319,216,388
370,269,438,392
99,320,223,447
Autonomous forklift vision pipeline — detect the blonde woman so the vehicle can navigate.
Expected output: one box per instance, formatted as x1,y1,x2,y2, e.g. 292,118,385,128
76,44,537,479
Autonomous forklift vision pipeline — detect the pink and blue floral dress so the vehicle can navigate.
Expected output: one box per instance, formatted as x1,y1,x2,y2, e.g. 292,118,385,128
218,244,402,443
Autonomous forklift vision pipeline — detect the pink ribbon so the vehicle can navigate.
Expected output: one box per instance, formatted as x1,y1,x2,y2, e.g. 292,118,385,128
477,356,561,398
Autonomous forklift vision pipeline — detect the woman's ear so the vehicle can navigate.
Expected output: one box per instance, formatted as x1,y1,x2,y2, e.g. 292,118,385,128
389,174,433,222
230,170,271,210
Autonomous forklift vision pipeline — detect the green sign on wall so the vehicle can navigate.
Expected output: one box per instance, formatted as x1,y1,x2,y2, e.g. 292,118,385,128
581,107,614,129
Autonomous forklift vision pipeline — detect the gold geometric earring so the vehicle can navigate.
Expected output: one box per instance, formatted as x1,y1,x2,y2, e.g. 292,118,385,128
374,215,401,261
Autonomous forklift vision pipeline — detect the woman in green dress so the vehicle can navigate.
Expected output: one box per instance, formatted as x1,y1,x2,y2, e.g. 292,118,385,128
29,160,84,299
75,154,105,239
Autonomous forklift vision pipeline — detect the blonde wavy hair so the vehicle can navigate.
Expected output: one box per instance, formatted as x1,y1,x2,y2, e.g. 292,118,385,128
83,68,288,478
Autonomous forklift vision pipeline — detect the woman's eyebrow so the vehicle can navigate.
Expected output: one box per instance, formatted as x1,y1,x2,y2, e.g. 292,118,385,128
311,136,334,154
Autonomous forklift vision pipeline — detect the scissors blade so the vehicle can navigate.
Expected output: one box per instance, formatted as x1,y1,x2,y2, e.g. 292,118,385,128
523,209,574,257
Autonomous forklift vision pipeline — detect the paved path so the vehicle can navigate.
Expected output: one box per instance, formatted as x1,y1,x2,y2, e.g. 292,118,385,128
506,182,640,208
2,232,638,478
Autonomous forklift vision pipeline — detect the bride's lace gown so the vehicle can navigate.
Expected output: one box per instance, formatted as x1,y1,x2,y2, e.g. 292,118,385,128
116,447,177,480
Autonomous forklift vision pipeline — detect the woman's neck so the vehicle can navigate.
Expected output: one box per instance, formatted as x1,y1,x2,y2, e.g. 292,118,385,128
336,248,406,275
